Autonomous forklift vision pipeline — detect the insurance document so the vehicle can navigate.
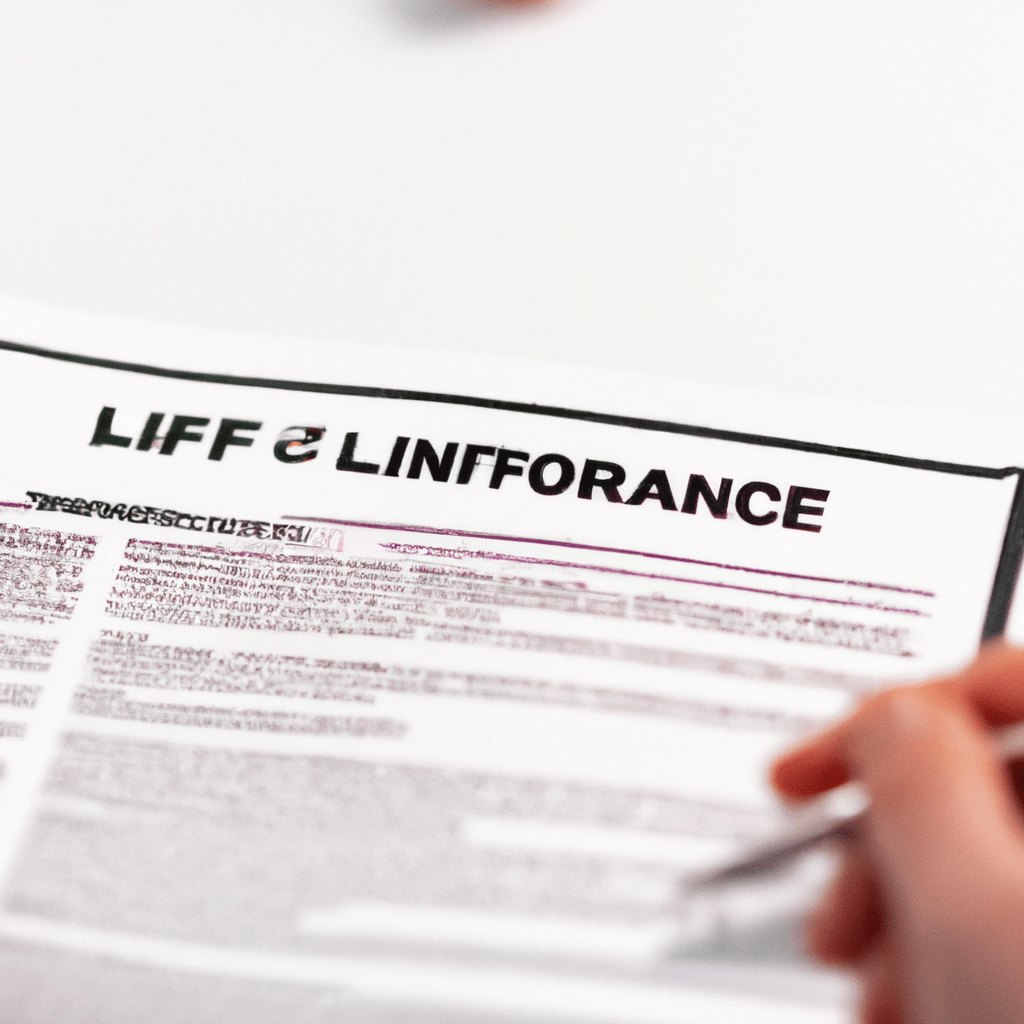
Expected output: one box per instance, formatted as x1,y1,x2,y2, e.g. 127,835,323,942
0,301,1021,1024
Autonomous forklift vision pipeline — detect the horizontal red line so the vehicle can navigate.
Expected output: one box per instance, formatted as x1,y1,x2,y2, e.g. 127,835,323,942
283,516,934,597
285,517,929,616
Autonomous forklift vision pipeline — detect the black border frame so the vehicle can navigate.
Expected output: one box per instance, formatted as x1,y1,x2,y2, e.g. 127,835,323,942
3,336,1022,639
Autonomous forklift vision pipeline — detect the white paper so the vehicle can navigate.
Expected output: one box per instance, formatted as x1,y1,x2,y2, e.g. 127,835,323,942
0,302,1020,1023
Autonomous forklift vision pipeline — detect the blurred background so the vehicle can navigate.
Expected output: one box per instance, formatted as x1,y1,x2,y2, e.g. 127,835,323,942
0,0,1021,415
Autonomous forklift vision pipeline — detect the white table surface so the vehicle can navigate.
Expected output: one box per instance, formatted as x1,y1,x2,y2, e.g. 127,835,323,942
0,1,1021,418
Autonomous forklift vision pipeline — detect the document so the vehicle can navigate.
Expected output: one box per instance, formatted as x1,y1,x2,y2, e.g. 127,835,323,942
0,300,1020,1023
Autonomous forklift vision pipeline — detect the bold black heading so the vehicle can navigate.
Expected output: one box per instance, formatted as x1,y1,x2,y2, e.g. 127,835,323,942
89,407,830,532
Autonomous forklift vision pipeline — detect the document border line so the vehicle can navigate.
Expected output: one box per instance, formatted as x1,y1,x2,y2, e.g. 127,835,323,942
0,337,1017,480
3,337,1022,640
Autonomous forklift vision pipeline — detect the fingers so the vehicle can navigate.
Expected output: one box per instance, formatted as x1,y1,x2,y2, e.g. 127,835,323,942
949,642,1024,727
846,687,1024,919
771,718,852,799
859,939,902,1024
778,676,1024,946
781,647,1024,1024
810,865,901,1024
772,644,1024,802
807,844,883,965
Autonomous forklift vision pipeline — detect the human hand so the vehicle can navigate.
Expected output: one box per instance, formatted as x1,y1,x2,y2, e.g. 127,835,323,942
772,643,1024,1024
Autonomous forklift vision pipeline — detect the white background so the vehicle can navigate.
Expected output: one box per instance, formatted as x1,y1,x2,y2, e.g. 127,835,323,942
0,1,1022,418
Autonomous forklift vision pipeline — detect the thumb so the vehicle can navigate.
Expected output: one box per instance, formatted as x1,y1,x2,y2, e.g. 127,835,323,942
847,686,1024,925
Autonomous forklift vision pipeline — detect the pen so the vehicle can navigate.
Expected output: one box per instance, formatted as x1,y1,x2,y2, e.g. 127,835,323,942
681,720,1024,894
